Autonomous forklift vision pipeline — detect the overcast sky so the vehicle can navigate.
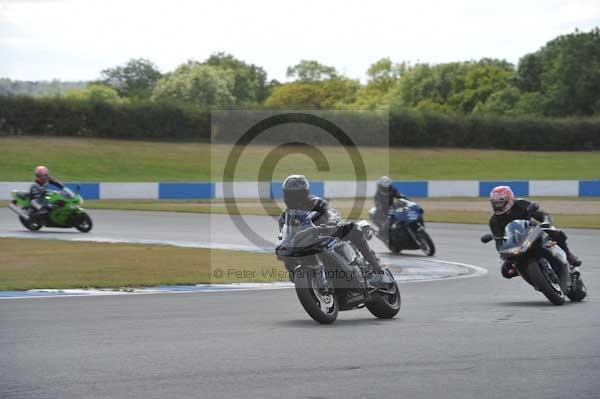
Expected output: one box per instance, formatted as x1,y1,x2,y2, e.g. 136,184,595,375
1,0,599,82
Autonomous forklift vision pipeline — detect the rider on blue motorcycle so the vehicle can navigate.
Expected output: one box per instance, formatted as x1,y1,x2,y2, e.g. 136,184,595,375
372,176,406,228
279,175,383,272
488,185,582,279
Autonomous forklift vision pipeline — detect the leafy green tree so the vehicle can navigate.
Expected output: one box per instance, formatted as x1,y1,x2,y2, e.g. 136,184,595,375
516,28,600,116
203,52,269,104
101,58,162,99
515,53,543,92
392,59,515,113
264,82,322,108
473,87,521,114
151,62,236,108
415,99,454,114
366,58,405,92
319,78,360,108
67,84,124,104
350,59,407,110
448,59,514,112
264,78,359,109
286,60,339,82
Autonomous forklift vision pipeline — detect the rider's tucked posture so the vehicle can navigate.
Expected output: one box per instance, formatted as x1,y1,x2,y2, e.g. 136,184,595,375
279,175,382,272
488,186,581,278
29,166,64,221
373,176,405,228
373,176,407,242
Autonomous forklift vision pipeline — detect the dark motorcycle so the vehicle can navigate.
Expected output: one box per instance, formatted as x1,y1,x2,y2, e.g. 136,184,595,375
481,204,586,305
276,209,401,324
369,198,435,256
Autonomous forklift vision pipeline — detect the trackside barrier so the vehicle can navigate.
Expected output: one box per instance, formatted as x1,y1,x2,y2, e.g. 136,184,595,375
0,180,599,200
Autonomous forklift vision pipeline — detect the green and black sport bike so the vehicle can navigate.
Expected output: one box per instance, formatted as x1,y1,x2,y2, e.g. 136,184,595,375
8,186,93,232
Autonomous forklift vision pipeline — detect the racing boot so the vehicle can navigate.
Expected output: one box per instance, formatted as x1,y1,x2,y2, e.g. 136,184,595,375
567,252,582,267
364,250,390,288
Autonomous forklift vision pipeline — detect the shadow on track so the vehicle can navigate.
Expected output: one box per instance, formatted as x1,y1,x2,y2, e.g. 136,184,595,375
276,316,402,328
496,300,566,307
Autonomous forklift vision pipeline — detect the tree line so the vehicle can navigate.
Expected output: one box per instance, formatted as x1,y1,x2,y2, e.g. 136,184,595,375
2,28,599,117
1,28,599,150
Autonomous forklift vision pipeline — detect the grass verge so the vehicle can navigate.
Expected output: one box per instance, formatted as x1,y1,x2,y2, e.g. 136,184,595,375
78,198,600,229
2,136,600,181
0,238,286,291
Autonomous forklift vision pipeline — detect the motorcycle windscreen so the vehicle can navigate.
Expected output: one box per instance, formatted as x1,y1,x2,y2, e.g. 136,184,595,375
281,209,310,241
503,220,528,247
281,209,322,254
499,220,539,256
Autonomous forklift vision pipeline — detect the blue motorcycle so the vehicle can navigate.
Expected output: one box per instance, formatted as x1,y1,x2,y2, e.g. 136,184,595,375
369,198,436,256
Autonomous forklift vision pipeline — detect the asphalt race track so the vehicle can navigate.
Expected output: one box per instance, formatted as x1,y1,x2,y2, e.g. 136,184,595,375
1,209,599,399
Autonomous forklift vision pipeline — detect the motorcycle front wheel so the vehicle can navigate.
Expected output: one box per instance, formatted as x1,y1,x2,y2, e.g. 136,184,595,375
74,212,93,233
294,267,338,324
366,271,401,319
528,258,565,305
417,229,435,256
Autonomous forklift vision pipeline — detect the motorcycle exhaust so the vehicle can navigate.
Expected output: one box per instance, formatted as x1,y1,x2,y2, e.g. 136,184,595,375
8,203,30,220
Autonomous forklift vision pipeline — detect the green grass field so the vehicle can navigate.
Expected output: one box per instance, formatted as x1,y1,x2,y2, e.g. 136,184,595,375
1,136,599,181
0,238,286,291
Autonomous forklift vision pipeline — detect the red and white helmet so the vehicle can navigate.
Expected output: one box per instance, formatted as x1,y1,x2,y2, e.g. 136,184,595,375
490,186,514,215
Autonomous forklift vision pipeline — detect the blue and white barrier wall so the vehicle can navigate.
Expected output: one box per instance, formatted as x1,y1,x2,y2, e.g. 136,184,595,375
1,180,599,200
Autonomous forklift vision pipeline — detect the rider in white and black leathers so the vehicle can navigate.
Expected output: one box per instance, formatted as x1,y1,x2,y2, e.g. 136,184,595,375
279,175,383,272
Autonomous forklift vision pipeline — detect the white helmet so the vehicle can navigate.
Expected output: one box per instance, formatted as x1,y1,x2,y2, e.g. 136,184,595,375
377,176,392,193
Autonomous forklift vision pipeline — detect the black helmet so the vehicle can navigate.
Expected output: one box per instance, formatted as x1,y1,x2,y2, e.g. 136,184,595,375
282,174,310,209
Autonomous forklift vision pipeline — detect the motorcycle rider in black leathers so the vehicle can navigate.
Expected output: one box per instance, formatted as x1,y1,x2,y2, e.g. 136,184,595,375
488,185,581,279
29,165,64,222
279,175,383,274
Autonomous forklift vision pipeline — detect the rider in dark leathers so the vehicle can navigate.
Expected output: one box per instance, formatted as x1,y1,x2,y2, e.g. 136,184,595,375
29,165,64,221
488,186,581,278
373,176,407,239
373,176,406,224
279,175,383,272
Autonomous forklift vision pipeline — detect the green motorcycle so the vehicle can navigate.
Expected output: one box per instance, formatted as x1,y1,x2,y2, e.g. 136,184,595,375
8,186,93,232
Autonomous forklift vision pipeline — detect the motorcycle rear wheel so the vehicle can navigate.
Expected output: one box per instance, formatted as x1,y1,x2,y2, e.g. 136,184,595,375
294,267,338,324
567,278,587,302
19,216,42,231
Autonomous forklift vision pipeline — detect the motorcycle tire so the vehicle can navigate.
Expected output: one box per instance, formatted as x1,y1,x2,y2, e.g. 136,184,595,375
74,213,93,233
366,274,401,319
294,267,338,324
528,258,565,305
19,216,42,231
417,230,436,257
567,278,587,302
